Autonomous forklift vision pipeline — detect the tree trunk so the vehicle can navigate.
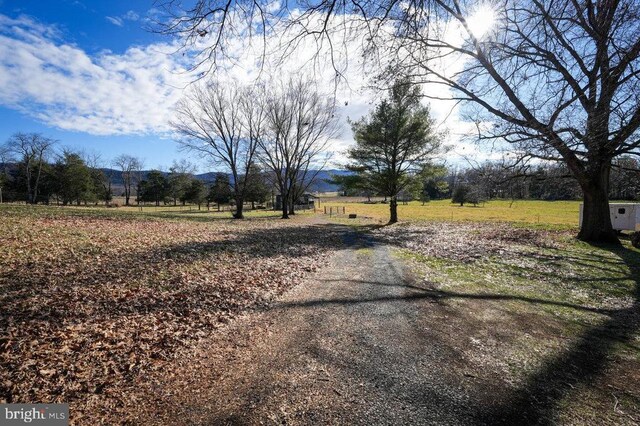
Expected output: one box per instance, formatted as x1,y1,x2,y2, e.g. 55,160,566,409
288,198,295,215
25,161,33,204
281,192,289,219
389,197,398,224
233,197,244,219
33,160,43,205
578,169,618,243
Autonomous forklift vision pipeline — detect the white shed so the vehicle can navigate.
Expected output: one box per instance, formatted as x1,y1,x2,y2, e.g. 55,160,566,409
579,203,640,231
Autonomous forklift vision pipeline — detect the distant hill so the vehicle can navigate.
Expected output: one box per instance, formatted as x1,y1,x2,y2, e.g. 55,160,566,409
308,169,352,192
99,168,352,192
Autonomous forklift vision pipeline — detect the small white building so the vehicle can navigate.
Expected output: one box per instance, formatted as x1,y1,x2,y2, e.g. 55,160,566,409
580,203,640,231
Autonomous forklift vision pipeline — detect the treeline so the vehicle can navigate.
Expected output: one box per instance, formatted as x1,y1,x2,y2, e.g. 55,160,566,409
0,133,271,209
0,134,109,205
136,168,270,210
332,157,640,205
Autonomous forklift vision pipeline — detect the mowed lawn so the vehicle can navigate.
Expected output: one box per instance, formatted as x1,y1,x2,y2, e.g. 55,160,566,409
319,198,582,226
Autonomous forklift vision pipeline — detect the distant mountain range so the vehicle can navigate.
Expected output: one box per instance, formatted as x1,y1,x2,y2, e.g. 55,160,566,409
101,168,352,192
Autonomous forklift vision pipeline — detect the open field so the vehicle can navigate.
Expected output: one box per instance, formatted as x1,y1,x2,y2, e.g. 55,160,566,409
18,198,597,228
318,198,583,227
1,204,639,424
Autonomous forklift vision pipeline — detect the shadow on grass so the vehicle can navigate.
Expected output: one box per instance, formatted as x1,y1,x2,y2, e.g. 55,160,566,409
475,243,640,424
125,210,283,223
147,222,350,260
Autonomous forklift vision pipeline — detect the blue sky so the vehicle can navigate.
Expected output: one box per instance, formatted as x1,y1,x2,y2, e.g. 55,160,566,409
3,1,158,53
0,0,203,170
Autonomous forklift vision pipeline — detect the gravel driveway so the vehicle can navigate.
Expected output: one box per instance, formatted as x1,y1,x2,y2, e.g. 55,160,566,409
133,227,506,425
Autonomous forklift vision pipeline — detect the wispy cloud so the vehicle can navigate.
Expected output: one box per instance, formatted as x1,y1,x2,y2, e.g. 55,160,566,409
105,16,123,26
123,10,139,21
106,10,139,26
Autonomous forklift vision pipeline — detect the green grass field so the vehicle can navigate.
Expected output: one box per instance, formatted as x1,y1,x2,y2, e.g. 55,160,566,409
318,198,582,227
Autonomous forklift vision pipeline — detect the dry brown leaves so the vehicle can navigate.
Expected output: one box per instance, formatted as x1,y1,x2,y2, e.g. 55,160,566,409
372,222,568,263
0,210,343,423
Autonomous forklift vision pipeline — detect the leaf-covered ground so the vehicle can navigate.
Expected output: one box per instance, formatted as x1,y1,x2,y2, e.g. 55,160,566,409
3,205,639,424
0,206,343,423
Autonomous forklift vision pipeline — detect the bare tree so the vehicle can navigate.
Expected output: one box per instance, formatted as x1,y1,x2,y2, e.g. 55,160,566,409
388,0,640,242
152,0,284,75
259,79,337,219
172,81,264,218
0,144,10,164
4,133,56,204
156,0,640,242
113,154,143,206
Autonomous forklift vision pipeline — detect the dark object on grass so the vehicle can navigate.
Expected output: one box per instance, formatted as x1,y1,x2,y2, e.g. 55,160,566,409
349,214,357,219
631,232,640,248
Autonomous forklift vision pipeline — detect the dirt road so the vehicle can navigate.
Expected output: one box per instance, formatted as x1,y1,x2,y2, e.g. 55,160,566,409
132,226,510,425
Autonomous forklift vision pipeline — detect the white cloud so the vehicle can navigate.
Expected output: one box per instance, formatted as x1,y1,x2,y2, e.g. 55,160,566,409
105,16,123,27
123,10,139,21
106,10,139,27
0,14,195,136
